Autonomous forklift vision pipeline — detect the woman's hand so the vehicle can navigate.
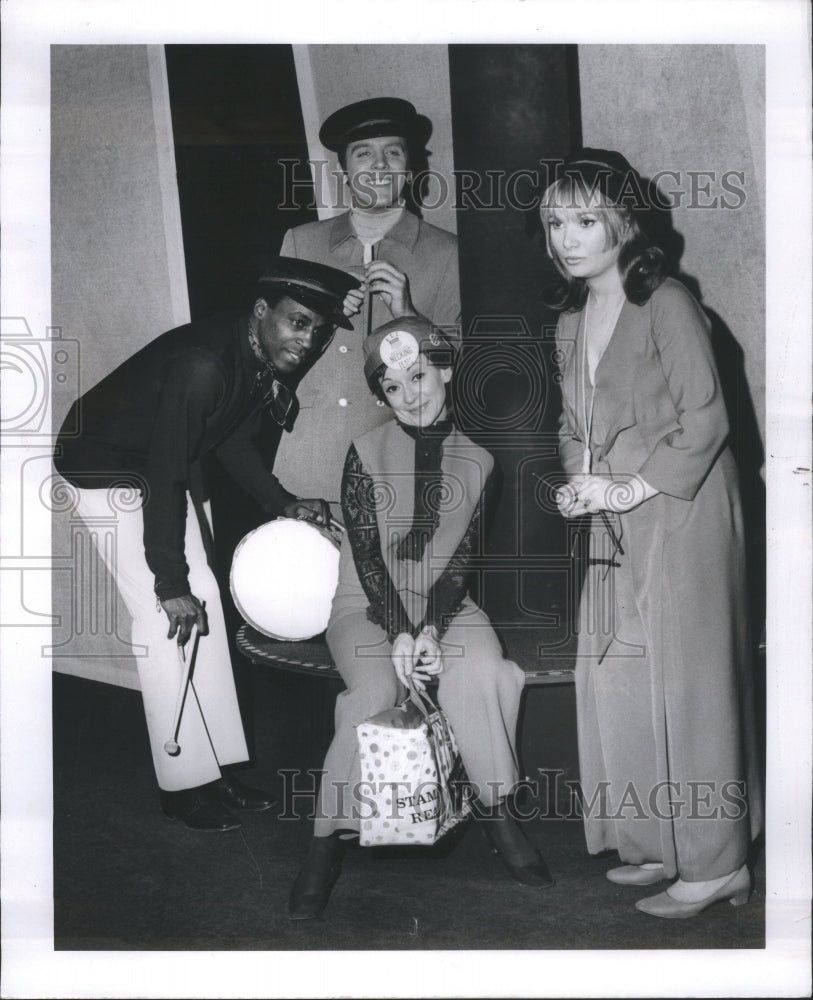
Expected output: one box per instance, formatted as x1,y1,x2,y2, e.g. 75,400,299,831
364,260,416,318
555,474,588,518
572,474,658,515
391,632,417,687
411,625,444,691
391,627,444,692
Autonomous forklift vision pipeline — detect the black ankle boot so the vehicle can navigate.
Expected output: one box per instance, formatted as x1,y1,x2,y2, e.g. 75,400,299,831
288,834,345,920
480,802,554,888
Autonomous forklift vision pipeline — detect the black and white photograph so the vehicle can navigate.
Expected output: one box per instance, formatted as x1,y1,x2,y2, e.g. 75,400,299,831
1,1,810,997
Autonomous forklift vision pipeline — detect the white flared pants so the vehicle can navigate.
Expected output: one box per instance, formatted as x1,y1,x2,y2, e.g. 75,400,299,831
74,488,249,791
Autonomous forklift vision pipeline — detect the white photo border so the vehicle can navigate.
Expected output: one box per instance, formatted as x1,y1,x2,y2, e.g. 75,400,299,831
1,1,811,997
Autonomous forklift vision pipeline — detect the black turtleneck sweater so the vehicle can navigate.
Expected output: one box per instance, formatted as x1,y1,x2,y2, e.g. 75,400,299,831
394,418,454,561
54,312,296,599
341,416,497,641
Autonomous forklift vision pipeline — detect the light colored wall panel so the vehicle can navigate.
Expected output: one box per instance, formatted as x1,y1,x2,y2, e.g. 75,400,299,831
293,44,456,235
578,45,765,459
51,44,189,688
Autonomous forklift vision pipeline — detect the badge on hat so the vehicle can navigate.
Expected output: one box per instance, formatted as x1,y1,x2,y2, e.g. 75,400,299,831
379,330,419,370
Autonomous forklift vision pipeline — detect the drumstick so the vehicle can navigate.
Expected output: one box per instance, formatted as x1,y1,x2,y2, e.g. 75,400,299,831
364,242,377,338
163,605,205,756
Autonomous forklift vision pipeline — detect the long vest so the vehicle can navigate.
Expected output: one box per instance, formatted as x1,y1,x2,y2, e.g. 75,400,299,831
556,278,762,880
329,419,492,634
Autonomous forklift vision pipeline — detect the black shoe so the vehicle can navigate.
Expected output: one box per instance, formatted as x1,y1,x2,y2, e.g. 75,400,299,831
288,835,345,920
160,785,242,832
481,813,555,888
215,772,277,812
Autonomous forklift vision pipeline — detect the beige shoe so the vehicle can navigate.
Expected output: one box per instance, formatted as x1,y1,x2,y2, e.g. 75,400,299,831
606,864,666,886
634,864,751,918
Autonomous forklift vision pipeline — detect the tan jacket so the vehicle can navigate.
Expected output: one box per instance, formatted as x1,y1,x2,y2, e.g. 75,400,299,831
274,210,460,502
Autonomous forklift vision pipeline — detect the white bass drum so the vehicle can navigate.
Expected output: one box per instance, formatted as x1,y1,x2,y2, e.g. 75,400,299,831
230,517,341,641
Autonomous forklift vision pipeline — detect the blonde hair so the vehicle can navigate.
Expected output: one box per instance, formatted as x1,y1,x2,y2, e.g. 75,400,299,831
539,170,666,311
540,175,638,264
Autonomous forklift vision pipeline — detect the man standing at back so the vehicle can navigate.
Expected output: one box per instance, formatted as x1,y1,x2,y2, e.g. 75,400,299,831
276,97,460,510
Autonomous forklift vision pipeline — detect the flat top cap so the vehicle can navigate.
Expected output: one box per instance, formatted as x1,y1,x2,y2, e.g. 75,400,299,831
257,257,360,330
363,316,454,379
319,97,432,153
556,148,648,208
563,147,635,178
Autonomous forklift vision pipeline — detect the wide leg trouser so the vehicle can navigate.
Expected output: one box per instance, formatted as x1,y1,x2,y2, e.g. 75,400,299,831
575,483,756,881
315,603,526,836
74,488,249,791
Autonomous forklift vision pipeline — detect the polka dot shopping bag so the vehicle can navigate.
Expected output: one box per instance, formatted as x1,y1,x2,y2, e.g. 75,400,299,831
356,682,474,846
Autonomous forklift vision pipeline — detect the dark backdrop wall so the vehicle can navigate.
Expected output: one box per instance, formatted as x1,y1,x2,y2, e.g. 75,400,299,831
165,44,316,318
447,45,582,786
448,44,581,648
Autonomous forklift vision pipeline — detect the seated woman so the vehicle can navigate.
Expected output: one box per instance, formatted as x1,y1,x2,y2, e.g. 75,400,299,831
289,317,554,920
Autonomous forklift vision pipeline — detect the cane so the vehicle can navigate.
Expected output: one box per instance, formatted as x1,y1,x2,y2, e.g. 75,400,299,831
163,602,205,756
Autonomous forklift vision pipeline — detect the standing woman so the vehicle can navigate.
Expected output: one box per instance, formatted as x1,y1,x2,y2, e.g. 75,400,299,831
288,317,554,920
542,149,762,918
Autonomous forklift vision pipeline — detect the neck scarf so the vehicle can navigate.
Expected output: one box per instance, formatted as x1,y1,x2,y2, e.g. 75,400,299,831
247,324,294,427
396,417,454,561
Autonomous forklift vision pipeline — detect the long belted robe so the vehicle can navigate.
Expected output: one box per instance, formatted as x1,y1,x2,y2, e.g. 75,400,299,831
555,278,762,881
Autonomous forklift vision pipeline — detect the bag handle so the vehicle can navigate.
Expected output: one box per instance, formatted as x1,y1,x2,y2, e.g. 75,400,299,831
405,677,442,720
404,679,463,824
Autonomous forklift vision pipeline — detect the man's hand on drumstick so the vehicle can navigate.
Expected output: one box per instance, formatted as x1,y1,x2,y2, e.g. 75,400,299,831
161,593,209,648
363,260,417,318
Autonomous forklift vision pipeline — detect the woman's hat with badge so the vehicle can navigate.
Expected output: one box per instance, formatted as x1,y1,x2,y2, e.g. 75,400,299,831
363,316,455,379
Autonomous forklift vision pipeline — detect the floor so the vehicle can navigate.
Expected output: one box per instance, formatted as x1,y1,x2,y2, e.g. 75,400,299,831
52,656,765,953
